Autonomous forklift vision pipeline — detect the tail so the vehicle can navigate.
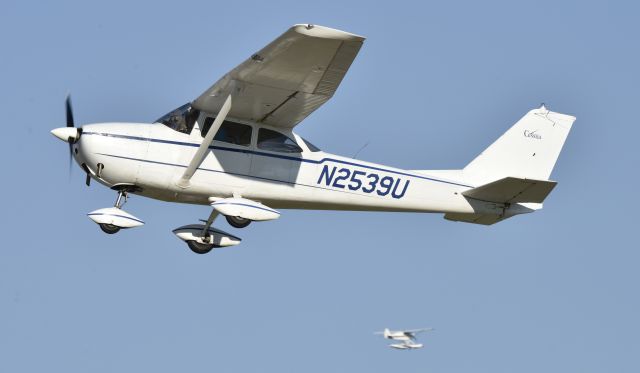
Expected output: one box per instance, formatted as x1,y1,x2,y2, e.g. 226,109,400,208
444,105,575,225
463,105,575,185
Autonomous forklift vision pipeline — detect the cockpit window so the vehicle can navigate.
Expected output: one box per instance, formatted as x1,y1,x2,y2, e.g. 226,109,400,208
301,137,321,152
201,117,252,146
156,103,200,134
257,128,302,153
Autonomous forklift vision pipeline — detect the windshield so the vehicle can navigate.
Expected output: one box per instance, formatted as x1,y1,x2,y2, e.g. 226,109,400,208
155,103,200,134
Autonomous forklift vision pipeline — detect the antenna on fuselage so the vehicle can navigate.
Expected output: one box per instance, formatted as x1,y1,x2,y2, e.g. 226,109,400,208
352,141,370,160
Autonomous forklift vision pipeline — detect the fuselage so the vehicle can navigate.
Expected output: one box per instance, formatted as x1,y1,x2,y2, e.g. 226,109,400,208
73,121,498,215
386,334,412,341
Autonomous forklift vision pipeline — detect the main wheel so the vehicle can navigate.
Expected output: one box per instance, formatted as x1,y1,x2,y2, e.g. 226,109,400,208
226,216,251,229
99,223,121,234
187,240,215,254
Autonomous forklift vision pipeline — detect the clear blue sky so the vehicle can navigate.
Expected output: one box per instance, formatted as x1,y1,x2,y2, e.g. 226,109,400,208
1,0,638,371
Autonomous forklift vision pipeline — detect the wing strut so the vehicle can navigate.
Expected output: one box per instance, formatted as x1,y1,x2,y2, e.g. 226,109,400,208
177,94,232,188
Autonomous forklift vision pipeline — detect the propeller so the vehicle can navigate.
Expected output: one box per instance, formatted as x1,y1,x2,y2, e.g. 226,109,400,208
65,94,75,173
50,94,85,182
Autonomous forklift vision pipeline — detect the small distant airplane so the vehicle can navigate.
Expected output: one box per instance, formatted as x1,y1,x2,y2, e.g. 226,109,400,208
375,328,434,350
50,23,576,254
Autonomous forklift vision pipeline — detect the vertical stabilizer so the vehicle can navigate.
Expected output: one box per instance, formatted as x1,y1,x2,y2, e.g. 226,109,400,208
463,106,575,185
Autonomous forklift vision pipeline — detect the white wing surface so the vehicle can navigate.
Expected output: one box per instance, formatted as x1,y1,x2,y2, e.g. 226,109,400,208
192,24,365,128
404,328,434,336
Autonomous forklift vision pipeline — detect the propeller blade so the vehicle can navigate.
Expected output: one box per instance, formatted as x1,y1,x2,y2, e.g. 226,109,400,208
69,143,73,177
65,94,74,127
65,94,75,178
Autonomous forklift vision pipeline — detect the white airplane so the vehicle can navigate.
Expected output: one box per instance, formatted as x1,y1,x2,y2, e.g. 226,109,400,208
50,24,576,254
375,328,433,350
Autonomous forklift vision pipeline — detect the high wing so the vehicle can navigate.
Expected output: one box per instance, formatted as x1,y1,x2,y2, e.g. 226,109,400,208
404,328,434,336
192,24,365,129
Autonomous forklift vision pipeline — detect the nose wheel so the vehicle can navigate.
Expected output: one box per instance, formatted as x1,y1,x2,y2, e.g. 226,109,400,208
96,190,128,235
87,185,145,234
99,224,121,234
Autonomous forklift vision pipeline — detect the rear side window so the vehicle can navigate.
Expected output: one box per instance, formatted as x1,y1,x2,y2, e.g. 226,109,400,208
201,117,252,146
257,128,302,153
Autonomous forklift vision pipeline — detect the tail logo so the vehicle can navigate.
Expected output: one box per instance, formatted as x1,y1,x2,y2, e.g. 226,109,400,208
524,130,542,140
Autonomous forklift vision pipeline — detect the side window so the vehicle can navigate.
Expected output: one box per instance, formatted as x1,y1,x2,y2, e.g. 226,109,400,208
257,128,302,153
200,117,215,137
201,117,252,147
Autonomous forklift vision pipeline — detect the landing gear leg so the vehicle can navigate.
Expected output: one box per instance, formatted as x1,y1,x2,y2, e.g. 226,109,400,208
114,190,128,209
186,209,219,254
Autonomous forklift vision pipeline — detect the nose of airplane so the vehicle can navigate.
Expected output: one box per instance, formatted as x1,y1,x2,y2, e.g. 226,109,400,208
51,127,81,143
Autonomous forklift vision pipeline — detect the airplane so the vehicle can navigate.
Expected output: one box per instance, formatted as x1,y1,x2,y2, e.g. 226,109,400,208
375,328,433,350
50,24,576,254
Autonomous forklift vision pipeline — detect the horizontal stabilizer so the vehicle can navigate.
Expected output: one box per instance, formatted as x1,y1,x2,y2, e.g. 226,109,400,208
462,177,557,204
444,213,507,225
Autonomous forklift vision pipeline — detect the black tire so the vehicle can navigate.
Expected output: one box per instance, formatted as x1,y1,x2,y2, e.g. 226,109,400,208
187,240,215,254
226,216,251,229
99,223,121,234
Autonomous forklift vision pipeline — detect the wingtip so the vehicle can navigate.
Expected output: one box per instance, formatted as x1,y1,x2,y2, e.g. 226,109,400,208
291,24,366,41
